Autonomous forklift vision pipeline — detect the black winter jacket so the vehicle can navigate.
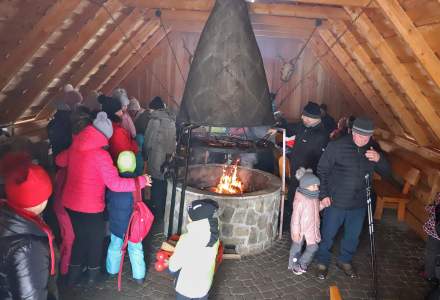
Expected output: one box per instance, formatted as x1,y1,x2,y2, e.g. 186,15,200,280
286,121,329,173
0,205,50,300
317,135,391,209
47,110,72,158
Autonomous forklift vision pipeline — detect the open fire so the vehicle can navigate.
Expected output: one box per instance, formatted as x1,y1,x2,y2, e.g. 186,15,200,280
213,161,244,194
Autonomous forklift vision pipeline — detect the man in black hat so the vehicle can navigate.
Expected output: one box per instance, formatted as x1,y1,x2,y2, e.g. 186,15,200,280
315,117,391,280
282,101,329,227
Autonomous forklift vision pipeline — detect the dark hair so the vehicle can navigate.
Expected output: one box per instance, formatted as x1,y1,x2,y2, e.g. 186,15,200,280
71,110,93,134
107,113,121,123
320,103,328,111
347,115,356,129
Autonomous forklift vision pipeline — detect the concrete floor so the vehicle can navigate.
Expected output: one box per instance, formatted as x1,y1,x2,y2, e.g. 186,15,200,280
59,210,431,300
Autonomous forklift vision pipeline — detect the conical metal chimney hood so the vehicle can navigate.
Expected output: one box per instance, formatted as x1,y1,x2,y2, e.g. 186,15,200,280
177,0,275,127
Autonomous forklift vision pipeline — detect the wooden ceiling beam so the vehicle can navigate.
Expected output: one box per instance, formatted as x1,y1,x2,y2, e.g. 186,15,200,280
309,37,382,126
0,0,123,124
283,0,374,7
36,9,148,120
324,24,430,145
122,0,350,20
317,29,403,135
80,20,161,94
101,26,170,93
0,0,82,93
345,9,440,144
375,0,440,89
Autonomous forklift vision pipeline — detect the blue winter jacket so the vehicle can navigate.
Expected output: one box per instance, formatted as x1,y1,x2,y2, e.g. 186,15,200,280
106,172,134,238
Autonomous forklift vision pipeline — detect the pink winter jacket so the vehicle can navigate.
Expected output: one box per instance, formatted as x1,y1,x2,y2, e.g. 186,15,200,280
290,191,326,245
55,125,147,213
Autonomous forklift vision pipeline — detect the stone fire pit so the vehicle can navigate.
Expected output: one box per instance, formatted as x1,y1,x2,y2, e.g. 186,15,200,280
164,164,281,255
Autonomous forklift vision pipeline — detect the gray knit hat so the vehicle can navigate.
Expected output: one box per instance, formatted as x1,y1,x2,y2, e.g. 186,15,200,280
93,112,113,139
352,117,374,136
128,98,141,111
296,167,320,189
112,88,130,107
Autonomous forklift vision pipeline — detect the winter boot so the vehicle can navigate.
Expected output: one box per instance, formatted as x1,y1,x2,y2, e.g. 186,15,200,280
336,261,358,278
316,264,328,280
66,265,83,287
85,267,108,286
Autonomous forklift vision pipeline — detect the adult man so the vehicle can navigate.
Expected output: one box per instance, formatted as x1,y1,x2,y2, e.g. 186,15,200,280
144,97,176,219
283,101,329,226
316,117,391,279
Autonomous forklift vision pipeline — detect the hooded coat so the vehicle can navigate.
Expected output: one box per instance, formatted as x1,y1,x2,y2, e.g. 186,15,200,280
168,219,219,299
0,204,50,300
108,122,138,162
56,125,147,213
144,109,176,179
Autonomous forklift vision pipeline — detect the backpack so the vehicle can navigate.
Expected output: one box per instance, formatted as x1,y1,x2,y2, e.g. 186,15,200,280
117,178,154,291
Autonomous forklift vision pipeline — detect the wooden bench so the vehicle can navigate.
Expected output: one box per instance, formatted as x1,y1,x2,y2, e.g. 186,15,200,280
374,155,421,221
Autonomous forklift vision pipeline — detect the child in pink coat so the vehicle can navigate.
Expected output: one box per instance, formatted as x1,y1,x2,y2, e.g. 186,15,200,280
289,168,331,275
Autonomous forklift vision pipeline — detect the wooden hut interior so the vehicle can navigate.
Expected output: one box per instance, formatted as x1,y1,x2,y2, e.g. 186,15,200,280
1,1,440,298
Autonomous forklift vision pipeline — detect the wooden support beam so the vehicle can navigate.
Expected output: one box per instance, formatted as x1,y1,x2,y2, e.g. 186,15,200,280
101,27,170,93
0,0,123,124
345,9,440,145
81,20,161,94
309,37,381,125
285,0,374,7
36,9,148,120
325,24,430,145
0,0,82,93
317,30,403,135
375,0,440,89
122,0,350,20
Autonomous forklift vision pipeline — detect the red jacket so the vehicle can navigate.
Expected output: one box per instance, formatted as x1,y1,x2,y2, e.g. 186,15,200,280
109,122,138,161
56,125,146,213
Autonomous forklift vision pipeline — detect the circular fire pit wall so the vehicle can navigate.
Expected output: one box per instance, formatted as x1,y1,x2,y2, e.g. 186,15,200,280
164,164,281,255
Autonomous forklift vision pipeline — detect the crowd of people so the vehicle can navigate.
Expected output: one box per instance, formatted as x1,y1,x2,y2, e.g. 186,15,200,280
1,87,438,299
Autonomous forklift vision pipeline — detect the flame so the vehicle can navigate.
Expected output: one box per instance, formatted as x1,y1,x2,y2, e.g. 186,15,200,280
214,161,244,194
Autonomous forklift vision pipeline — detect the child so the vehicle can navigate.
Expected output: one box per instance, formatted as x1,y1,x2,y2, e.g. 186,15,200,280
289,168,331,275
106,151,147,284
423,192,440,282
0,152,55,299
168,199,220,300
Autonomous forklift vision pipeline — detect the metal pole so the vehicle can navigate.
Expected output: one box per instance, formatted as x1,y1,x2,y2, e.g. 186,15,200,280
177,126,193,235
278,128,286,239
365,174,378,299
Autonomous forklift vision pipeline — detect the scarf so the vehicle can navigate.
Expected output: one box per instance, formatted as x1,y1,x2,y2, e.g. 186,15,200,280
297,187,320,199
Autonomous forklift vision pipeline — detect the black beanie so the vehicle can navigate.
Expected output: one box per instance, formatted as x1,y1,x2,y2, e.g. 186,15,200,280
302,101,321,119
188,199,219,221
149,96,165,110
352,117,374,136
98,95,122,120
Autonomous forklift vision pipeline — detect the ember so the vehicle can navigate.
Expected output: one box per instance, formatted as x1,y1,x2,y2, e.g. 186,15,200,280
213,161,244,194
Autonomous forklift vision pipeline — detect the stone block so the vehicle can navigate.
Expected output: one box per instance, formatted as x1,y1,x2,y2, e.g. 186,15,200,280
222,223,234,237
258,230,268,243
257,215,268,230
232,209,247,223
246,210,258,225
249,227,258,244
234,226,250,237
255,199,264,213
220,206,235,223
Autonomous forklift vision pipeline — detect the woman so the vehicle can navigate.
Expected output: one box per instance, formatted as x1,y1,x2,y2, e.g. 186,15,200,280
56,111,151,286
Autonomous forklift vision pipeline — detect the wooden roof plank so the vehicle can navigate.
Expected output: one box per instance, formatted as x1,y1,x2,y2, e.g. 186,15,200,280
317,29,403,136
346,9,440,144
101,27,170,94
81,20,161,94
121,0,350,20
35,9,147,120
0,0,123,125
375,0,440,89
325,24,430,145
309,37,383,125
0,0,82,93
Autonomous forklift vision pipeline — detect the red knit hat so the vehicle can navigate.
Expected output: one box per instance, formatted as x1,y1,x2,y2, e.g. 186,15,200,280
1,152,52,209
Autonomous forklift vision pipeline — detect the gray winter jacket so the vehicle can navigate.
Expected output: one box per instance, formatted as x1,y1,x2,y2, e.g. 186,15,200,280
144,109,176,179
